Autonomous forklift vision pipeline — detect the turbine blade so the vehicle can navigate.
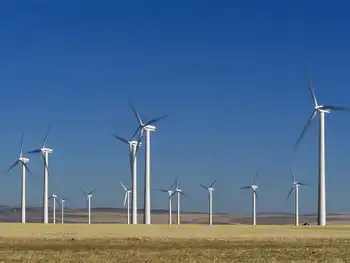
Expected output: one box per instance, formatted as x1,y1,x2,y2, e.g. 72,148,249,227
307,73,318,107
120,181,127,191
42,152,48,170
23,163,33,176
27,149,41,154
80,188,87,196
43,124,51,147
180,191,188,197
129,101,143,126
124,192,127,207
294,110,317,149
131,126,141,141
169,178,177,190
7,160,20,173
209,180,217,188
146,114,169,126
113,135,129,144
134,129,144,156
88,189,96,195
252,172,259,184
20,132,24,157
289,168,295,183
200,184,208,189
240,186,251,190
323,105,350,112
158,189,168,193
299,182,309,186
286,187,294,200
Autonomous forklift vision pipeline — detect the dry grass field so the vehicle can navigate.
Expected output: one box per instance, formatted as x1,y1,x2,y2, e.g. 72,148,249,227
0,224,350,262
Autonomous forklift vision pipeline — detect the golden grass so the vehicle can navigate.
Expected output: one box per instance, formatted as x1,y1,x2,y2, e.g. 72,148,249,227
0,224,350,262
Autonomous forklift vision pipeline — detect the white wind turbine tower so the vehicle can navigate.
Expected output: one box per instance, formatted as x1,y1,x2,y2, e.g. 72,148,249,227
7,133,32,224
60,198,66,224
113,135,141,224
200,180,217,226
240,172,259,226
28,124,53,224
130,102,169,224
49,193,58,224
286,169,308,226
120,181,131,224
170,178,187,225
158,180,177,225
80,188,96,224
294,73,350,226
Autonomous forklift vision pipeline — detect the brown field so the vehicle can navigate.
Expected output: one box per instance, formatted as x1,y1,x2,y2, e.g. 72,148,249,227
0,224,350,262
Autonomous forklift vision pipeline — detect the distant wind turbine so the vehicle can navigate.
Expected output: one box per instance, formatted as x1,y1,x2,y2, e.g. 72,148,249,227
240,172,259,226
286,169,308,226
120,181,131,224
48,193,58,224
130,102,169,224
170,178,187,225
60,198,66,224
294,73,350,226
7,133,32,224
80,188,96,224
158,179,177,225
28,124,53,224
200,180,216,226
113,135,141,224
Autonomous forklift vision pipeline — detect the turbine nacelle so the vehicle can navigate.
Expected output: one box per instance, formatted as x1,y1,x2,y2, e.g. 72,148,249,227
130,140,141,147
41,147,53,154
252,185,258,191
51,194,58,199
19,157,30,163
143,125,156,132
315,105,331,113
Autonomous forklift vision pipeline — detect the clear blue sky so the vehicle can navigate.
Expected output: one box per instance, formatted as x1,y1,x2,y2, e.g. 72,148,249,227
1,0,350,215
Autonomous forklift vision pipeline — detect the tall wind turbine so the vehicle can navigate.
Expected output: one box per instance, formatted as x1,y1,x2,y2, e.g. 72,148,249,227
113,135,141,224
49,193,58,224
80,188,96,224
170,179,187,225
158,180,177,225
60,198,66,224
120,181,131,224
240,172,259,226
130,102,168,224
286,169,308,226
28,124,53,224
294,73,350,226
7,133,32,224
200,180,216,226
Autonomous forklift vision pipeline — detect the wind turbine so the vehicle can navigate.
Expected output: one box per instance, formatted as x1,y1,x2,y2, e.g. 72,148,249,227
158,180,177,225
113,135,141,224
200,180,216,226
7,133,32,224
170,178,187,225
48,193,58,224
240,172,259,226
60,198,66,224
286,169,308,226
120,181,131,224
80,188,96,224
294,73,350,226
130,102,168,224
28,124,53,224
